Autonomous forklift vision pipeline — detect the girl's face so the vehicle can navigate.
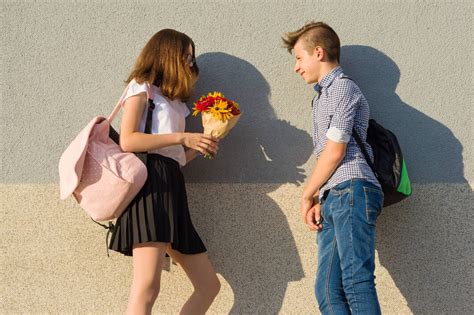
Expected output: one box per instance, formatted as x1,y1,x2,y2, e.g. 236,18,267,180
184,44,195,68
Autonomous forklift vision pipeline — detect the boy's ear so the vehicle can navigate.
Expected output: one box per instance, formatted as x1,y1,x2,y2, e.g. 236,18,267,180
314,46,325,60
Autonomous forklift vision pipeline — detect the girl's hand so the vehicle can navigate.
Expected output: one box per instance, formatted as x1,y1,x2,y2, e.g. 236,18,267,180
183,133,219,156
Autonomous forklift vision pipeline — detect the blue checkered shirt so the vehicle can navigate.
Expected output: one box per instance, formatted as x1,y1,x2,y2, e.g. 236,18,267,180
312,66,380,200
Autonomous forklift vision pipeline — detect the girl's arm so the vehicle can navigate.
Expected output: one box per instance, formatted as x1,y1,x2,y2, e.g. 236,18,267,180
120,92,218,156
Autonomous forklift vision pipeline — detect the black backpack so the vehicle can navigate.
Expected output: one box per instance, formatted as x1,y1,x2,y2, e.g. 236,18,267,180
353,119,412,207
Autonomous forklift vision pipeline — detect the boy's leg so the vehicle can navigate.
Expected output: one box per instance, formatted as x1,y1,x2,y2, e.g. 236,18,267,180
315,192,351,315
333,179,383,315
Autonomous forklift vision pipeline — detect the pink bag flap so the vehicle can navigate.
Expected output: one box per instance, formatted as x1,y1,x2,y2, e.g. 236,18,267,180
59,116,104,200
59,81,149,200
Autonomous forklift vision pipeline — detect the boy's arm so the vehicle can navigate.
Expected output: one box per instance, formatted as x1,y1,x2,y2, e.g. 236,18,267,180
302,140,347,201
301,80,358,225
303,80,359,202
300,140,347,226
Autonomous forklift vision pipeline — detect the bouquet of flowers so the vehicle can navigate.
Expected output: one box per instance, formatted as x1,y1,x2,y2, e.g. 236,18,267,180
192,91,242,157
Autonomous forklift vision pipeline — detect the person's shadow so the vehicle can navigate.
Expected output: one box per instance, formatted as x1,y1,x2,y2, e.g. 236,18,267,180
341,46,472,314
182,52,314,313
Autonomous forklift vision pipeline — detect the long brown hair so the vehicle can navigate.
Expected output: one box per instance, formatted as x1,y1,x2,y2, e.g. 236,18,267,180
126,29,199,101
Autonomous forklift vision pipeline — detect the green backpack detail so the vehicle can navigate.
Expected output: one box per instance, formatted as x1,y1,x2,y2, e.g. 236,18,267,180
353,119,412,207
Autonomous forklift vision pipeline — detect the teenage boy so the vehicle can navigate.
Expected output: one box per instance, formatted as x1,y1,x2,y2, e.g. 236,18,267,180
282,22,384,315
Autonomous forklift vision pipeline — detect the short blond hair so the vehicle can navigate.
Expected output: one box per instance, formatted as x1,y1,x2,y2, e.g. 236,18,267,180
282,21,340,62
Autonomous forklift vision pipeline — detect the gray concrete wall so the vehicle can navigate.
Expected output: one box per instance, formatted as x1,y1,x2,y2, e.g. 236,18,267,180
1,0,472,314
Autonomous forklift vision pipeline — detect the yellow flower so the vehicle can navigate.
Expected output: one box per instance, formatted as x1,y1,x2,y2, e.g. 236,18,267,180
215,100,228,110
192,91,238,121
209,99,234,121
209,91,224,98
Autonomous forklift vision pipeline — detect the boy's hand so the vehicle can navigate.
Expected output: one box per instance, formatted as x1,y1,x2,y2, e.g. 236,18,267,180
300,197,313,223
306,203,323,231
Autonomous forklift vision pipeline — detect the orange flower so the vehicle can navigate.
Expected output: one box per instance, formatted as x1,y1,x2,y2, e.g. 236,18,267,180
192,92,240,121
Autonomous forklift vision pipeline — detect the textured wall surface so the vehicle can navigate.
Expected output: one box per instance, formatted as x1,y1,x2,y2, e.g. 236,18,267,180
1,0,472,314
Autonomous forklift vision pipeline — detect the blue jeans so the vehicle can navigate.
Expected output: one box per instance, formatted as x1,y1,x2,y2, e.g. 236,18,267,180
315,179,383,315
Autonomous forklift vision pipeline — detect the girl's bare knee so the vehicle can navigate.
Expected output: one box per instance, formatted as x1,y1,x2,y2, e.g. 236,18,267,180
131,273,162,303
133,282,160,304
197,275,220,299
148,284,161,302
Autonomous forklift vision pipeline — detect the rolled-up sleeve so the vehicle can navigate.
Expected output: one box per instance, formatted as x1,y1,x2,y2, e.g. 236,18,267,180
326,82,359,143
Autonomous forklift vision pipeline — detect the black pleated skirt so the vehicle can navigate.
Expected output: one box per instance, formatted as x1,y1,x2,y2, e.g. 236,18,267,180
109,154,206,256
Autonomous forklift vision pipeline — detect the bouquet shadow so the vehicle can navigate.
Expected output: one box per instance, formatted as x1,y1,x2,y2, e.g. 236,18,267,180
183,52,314,313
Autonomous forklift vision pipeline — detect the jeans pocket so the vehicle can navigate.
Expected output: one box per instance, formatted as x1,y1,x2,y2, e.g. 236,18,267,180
319,203,329,232
363,187,384,226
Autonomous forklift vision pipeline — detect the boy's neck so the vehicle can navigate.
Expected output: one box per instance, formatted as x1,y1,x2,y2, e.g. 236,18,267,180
317,62,340,84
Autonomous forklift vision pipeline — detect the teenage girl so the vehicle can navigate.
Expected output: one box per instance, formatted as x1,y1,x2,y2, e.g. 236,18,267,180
108,29,221,315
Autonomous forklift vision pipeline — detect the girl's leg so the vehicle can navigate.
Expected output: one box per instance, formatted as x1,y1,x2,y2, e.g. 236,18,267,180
127,242,168,315
167,247,221,315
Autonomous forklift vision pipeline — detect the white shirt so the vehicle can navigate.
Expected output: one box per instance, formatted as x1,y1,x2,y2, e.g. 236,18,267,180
122,79,190,166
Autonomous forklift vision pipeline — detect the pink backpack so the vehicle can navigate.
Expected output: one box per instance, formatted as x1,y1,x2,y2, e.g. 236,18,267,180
59,83,150,221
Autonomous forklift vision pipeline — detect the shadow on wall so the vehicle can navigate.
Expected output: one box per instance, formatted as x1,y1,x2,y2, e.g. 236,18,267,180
341,45,472,314
183,52,314,314
185,53,312,184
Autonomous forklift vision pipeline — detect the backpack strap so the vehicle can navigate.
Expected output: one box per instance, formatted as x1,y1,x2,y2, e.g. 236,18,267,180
107,82,132,123
136,98,155,165
339,75,379,178
107,82,152,122
352,127,378,178
91,218,115,257
143,98,155,134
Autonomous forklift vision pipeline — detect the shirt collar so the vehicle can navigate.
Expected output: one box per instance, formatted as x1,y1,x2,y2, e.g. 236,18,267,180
313,66,343,92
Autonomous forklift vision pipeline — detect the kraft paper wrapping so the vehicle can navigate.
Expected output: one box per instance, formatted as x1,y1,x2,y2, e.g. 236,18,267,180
201,112,241,139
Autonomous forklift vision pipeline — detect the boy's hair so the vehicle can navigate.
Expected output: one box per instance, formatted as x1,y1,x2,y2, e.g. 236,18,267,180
282,22,340,62
127,29,199,101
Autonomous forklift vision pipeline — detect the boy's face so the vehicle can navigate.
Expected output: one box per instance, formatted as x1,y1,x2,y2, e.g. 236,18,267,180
293,39,321,84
